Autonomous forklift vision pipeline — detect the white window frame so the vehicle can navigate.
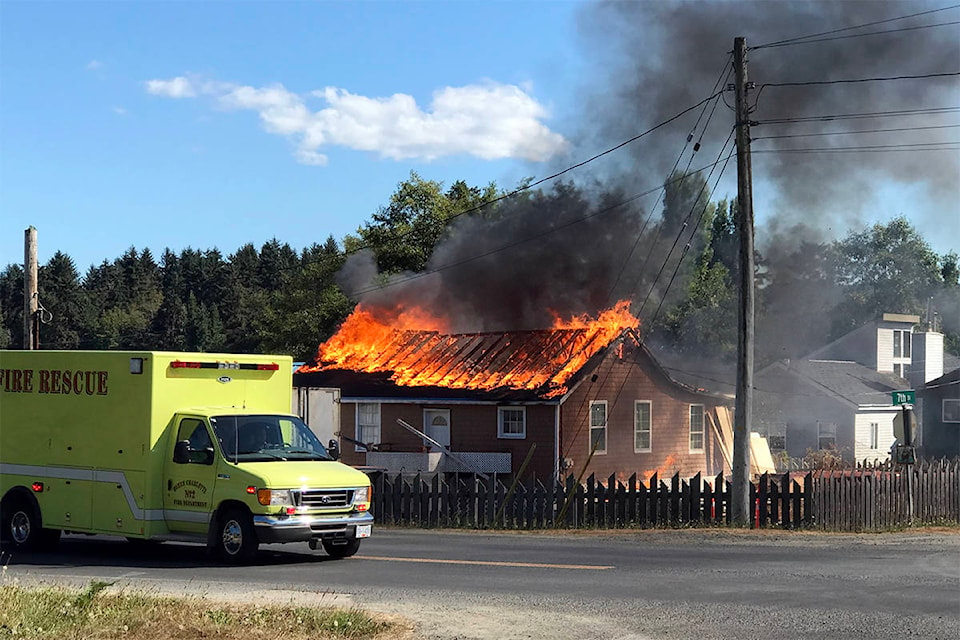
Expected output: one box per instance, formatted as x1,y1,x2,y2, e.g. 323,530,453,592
869,422,879,450
893,329,911,358
634,400,652,452
689,404,705,452
498,406,526,439
589,400,607,455
944,399,960,423
355,402,381,452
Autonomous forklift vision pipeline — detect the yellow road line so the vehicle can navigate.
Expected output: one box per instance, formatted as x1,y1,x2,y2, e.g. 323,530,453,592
358,556,613,570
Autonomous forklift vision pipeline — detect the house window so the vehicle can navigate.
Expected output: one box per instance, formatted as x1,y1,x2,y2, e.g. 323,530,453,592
589,401,607,454
893,329,911,358
766,423,786,453
893,363,904,378
634,401,651,452
819,422,837,450
869,422,879,450
498,407,526,439
944,399,960,423
689,405,705,452
356,403,381,451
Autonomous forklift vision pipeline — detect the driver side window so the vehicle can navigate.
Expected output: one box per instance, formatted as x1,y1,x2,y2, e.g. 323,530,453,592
176,418,214,465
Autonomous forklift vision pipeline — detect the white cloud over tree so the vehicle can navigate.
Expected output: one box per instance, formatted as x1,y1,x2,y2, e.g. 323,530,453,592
145,75,567,165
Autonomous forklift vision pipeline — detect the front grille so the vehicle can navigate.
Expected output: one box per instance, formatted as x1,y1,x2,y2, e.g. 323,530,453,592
298,489,353,509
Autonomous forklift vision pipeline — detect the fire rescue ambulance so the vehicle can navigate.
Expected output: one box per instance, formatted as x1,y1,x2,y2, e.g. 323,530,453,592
0,350,372,563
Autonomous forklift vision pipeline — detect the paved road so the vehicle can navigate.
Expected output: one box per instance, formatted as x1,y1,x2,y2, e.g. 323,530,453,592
2,528,958,639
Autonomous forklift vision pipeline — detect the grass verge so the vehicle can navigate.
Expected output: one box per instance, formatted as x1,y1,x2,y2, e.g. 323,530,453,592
0,580,403,639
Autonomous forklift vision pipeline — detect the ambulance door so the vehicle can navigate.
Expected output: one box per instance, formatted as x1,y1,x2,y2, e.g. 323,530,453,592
162,417,218,534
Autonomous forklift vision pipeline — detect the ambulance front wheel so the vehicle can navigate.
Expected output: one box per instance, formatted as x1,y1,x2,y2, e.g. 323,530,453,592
215,507,258,564
0,495,60,551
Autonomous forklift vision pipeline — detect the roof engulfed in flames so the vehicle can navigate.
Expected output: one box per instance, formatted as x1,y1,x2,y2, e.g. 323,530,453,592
297,301,639,398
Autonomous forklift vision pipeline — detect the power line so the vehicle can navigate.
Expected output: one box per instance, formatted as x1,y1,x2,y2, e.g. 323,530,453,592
758,106,960,125
751,20,959,49
753,142,959,153
750,3,960,49
612,58,734,309
760,71,960,90
638,127,736,319
753,123,960,140
347,153,737,298
341,89,725,259
647,133,737,329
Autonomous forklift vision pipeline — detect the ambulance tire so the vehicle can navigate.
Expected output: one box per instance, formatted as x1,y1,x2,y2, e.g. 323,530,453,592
321,538,361,559
215,508,258,564
0,495,60,552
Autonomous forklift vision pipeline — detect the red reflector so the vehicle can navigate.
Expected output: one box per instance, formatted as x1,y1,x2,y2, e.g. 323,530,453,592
285,507,296,515
257,363,280,371
246,486,257,494
31,482,44,492
170,361,201,369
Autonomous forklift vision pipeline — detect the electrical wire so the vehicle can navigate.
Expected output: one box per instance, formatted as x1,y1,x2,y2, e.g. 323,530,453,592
560,132,737,468
750,3,960,50
560,56,736,466
637,128,736,318
608,57,734,309
753,142,959,154
752,123,960,140
760,71,960,89
647,134,737,329
340,89,725,260
347,153,737,298
751,20,959,49
757,106,960,124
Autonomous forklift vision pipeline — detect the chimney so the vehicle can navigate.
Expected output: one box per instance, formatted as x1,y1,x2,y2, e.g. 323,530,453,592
909,329,944,388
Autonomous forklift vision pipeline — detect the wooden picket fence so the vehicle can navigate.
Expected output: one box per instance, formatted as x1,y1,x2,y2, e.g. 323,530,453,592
366,459,959,532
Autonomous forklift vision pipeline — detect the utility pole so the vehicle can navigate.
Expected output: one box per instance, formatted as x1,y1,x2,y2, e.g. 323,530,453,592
731,37,755,526
23,226,39,349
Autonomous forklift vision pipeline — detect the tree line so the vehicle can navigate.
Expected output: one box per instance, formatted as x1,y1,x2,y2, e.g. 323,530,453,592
1,171,957,364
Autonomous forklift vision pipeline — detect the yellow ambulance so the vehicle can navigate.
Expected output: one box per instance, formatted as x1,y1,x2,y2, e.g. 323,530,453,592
0,350,372,563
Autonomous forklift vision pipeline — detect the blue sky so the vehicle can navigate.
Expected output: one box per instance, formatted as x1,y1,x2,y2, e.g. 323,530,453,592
1,0,957,274
1,0,584,271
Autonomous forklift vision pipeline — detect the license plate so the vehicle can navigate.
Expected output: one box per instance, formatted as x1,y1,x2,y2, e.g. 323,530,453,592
356,524,372,538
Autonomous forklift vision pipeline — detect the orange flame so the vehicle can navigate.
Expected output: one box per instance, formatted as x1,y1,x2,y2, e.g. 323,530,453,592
299,301,639,396
547,300,639,386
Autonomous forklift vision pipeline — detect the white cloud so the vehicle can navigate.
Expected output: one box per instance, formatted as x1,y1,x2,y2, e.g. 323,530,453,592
145,76,197,98
86,60,103,71
112,106,127,116
143,75,568,165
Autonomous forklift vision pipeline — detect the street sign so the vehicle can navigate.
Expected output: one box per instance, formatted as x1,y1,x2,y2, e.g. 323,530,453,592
891,390,915,405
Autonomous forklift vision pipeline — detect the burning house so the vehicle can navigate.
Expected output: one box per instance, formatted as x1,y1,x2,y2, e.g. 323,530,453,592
294,301,738,481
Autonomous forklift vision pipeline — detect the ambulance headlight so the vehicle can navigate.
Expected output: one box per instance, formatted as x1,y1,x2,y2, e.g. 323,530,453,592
257,489,294,506
353,486,371,512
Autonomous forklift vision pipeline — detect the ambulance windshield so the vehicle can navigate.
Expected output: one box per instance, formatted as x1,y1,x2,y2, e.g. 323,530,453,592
210,415,334,463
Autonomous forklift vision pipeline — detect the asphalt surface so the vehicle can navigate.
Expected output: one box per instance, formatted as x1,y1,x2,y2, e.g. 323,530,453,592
2,527,958,639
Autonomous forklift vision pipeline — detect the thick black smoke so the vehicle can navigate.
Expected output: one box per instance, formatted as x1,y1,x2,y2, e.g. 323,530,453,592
579,0,959,252
337,1,958,338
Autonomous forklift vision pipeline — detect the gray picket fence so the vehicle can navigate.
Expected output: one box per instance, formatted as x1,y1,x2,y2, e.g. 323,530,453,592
365,459,959,532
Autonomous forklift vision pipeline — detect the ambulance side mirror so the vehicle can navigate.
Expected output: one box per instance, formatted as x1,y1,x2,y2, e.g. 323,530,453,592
173,440,191,464
327,439,340,461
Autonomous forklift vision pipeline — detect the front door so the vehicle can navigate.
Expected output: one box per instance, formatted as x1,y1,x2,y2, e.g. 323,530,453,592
423,409,450,452
163,416,218,534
